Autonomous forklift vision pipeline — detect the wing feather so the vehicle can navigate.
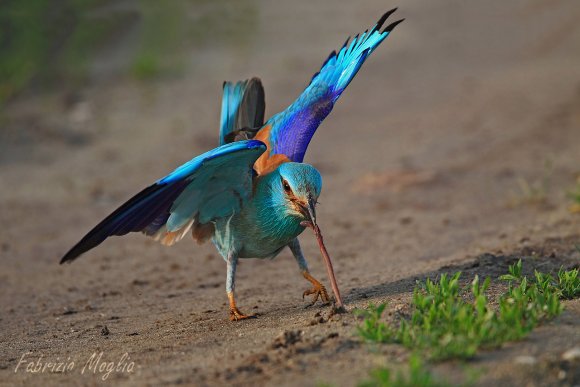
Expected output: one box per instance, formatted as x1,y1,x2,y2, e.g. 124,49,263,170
256,9,403,163
60,140,266,263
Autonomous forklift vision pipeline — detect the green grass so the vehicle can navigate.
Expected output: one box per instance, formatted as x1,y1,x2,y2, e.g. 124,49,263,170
130,0,187,80
555,267,580,299
358,356,450,387
356,303,396,343
356,260,576,360
0,0,131,104
501,259,579,300
0,1,260,105
0,0,182,97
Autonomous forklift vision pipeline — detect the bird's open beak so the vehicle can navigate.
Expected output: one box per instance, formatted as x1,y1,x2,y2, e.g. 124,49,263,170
299,196,345,311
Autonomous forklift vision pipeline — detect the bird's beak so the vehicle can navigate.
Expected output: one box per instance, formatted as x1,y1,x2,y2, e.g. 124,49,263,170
299,195,317,226
299,195,345,312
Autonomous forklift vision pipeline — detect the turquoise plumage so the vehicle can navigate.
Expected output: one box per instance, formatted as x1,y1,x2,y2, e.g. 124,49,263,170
60,9,403,320
220,78,265,145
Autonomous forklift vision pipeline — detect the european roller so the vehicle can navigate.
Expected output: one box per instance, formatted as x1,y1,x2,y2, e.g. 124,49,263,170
60,9,403,321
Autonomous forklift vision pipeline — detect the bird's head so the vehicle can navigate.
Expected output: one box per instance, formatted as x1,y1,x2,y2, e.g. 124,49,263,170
274,162,322,225
271,162,343,310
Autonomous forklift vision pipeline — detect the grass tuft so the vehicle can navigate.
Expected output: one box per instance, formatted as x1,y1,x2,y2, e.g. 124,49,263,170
356,261,576,360
555,267,580,299
358,355,450,387
354,303,395,343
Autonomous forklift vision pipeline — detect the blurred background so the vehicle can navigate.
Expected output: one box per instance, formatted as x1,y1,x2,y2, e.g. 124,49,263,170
0,0,260,101
1,0,579,243
1,0,580,384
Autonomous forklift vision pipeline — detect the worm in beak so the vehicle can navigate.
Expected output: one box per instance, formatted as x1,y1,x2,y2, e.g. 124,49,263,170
299,195,344,311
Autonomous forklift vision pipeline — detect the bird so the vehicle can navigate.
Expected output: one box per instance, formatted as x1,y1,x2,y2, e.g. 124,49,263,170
60,9,403,321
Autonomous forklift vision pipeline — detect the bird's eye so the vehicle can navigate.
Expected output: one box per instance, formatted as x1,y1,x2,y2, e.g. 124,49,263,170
282,179,292,193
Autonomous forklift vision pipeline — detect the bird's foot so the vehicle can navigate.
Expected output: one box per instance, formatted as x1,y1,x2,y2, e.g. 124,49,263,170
229,307,255,321
303,285,330,307
302,271,330,307
227,291,256,321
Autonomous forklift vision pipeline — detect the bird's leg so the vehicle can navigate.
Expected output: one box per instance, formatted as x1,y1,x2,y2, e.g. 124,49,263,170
228,291,253,321
226,252,254,321
288,239,330,306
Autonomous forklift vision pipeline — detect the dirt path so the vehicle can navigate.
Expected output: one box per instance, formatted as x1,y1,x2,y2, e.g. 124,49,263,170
1,1,580,386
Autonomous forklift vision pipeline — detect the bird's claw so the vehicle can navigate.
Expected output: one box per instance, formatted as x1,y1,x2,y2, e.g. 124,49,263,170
302,283,330,307
229,307,255,321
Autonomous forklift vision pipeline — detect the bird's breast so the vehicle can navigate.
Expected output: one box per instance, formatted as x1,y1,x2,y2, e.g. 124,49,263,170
213,200,304,259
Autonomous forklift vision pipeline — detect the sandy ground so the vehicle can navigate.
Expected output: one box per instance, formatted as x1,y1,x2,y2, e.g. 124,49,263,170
1,0,580,386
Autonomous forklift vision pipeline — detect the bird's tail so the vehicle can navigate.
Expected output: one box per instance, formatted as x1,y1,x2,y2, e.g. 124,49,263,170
219,78,265,145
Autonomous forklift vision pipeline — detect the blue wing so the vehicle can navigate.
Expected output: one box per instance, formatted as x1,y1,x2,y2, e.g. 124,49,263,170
219,78,265,145
262,9,403,163
60,140,266,263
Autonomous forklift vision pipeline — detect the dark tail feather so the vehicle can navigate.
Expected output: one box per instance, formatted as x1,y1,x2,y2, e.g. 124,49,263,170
237,78,265,130
219,78,265,145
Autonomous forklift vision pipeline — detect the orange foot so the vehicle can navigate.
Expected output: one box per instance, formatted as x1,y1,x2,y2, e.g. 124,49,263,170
229,307,255,321
302,271,330,306
227,291,256,322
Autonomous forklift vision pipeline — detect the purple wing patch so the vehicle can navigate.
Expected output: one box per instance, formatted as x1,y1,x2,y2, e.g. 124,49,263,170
265,9,403,163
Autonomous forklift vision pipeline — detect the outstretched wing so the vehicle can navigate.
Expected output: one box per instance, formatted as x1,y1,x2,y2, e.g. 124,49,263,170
60,140,266,263
220,78,265,145
253,9,403,173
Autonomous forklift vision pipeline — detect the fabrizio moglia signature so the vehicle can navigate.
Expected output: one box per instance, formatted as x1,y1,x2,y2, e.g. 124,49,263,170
14,351,136,381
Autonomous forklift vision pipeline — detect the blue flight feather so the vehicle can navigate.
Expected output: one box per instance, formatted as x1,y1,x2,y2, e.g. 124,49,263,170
61,140,266,263
265,9,403,163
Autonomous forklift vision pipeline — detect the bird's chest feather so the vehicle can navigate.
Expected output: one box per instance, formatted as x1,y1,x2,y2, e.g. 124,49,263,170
212,191,305,259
